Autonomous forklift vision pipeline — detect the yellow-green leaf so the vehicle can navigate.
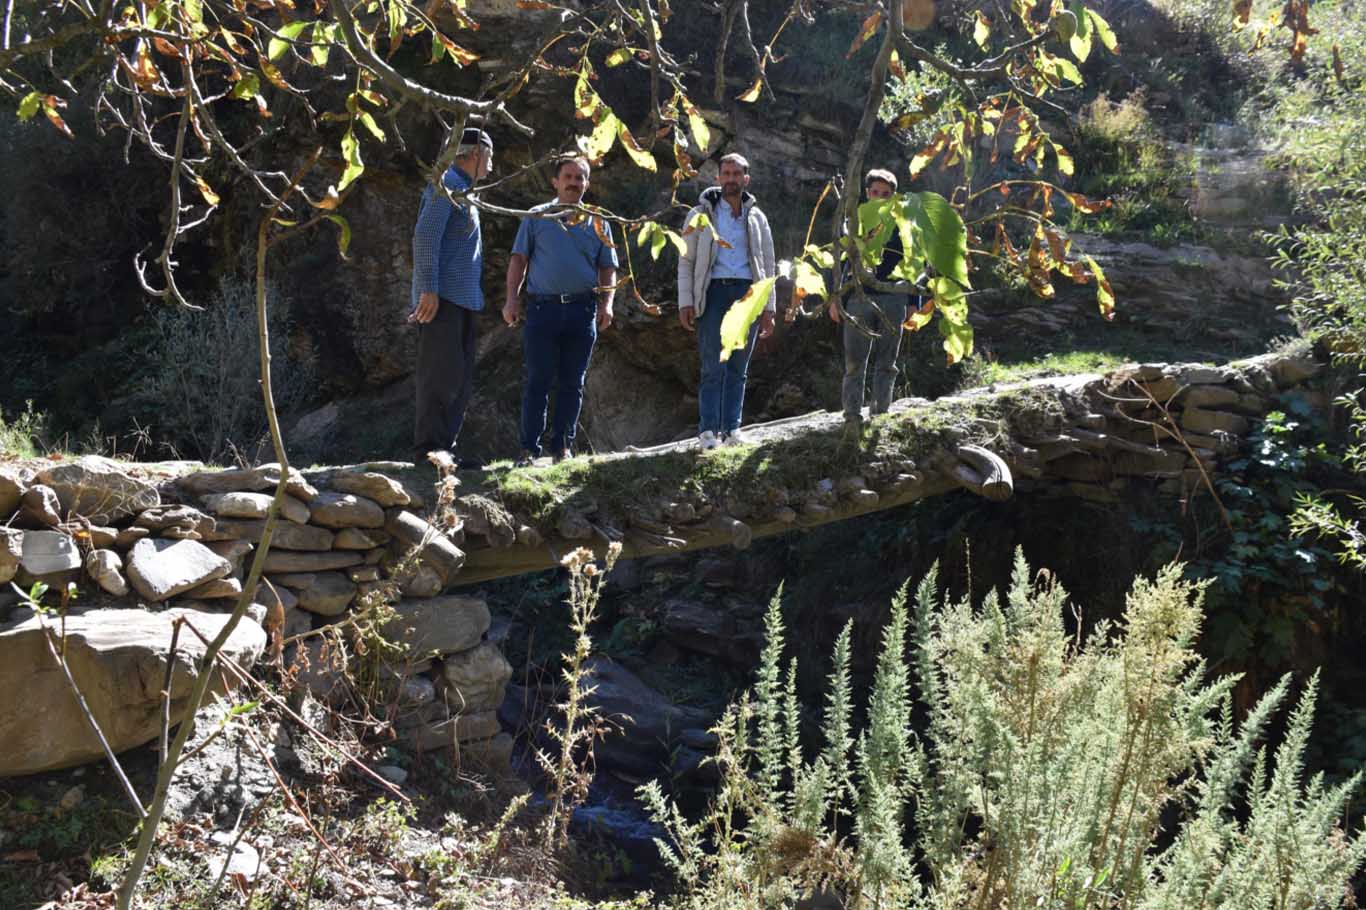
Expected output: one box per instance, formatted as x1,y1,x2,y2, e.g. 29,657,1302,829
1068,0,1092,61
973,12,991,48
939,317,974,365
1054,142,1074,176
1086,9,1118,52
578,110,619,162
718,277,777,362
338,128,364,192
617,122,657,171
1085,254,1115,319
310,22,333,67
793,259,827,301
268,20,309,62
574,65,599,119
358,111,386,142
686,105,711,151
326,213,352,258
17,91,42,120
605,47,632,67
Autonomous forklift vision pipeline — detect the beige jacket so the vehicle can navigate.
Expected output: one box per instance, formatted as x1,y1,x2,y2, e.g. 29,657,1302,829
677,187,777,317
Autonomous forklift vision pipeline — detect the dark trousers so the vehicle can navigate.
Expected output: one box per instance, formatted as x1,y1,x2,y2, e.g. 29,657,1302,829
519,297,598,456
842,293,907,419
414,301,477,457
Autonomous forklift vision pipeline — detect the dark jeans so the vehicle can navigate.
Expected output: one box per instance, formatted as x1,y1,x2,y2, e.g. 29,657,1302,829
414,300,478,456
697,280,761,435
519,296,598,456
842,293,907,419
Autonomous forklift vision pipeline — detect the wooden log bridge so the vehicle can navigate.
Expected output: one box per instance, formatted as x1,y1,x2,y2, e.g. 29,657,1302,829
416,348,1326,586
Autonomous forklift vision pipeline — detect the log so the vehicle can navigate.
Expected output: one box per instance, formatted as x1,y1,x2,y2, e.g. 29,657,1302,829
955,445,1014,502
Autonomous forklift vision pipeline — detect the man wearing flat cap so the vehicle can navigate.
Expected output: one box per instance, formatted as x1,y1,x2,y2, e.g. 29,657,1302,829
409,127,494,467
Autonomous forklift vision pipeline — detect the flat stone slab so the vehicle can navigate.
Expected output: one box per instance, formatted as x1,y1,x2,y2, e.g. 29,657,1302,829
294,571,357,616
382,597,490,658
203,492,310,524
261,550,363,573
177,463,318,502
203,520,335,552
20,530,82,577
0,608,265,776
126,538,232,602
36,456,160,523
329,472,411,507
384,510,464,582
309,492,385,529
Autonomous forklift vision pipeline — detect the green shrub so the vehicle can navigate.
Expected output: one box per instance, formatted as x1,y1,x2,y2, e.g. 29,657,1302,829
133,276,315,464
640,552,1366,909
0,401,48,459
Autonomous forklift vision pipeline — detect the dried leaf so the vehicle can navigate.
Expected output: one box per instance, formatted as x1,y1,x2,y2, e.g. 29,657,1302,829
736,74,763,103
193,175,221,206
847,10,883,58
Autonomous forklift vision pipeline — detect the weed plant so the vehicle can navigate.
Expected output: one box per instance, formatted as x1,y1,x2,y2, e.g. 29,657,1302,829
640,551,1366,909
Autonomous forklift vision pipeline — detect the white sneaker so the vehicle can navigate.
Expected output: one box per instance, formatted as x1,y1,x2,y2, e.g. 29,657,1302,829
723,429,749,447
698,430,721,451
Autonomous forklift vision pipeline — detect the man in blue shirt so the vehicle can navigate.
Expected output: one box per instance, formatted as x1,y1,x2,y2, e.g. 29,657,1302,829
503,156,618,465
410,127,493,467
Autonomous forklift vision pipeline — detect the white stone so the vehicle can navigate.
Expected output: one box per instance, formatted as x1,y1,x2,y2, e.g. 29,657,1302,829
85,549,129,597
126,538,232,602
20,530,82,576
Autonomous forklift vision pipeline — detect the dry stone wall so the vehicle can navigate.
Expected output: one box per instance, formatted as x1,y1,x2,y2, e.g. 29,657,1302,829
0,458,514,776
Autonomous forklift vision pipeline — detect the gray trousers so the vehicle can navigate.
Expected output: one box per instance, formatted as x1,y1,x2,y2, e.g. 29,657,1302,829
414,301,477,456
841,294,907,419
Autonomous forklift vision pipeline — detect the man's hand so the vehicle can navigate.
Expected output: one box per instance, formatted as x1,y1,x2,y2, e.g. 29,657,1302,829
411,292,440,324
597,300,613,331
678,305,696,332
759,311,775,339
502,298,522,327
827,299,841,324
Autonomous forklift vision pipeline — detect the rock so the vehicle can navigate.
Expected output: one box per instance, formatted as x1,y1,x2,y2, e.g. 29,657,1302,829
383,674,436,708
20,485,62,527
183,599,269,627
269,572,317,590
377,765,408,786
114,526,151,549
582,657,711,750
308,491,385,529
404,711,501,751
85,549,129,596
661,599,762,667
260,550,363,573
397,563,444,598
0,608,266,776
329,472,411,507
1173,366,1230,385
19,530,82,577
251,581,298,612
85,526,118,549
205,539,254,576
178,464,318,502
202,492,310,524
135,504,216,536
126,538,232,602
384,510,465,583
333,528,390,550
347,565,381,582
1182,385,1239,409
0,529,21,584
203,519,335,551
439,642,512,713
0,466,24,520
382,597,491,658
209,838,266,883
1181,407,1250,437
184,577,243,600
161,527,203,541
1269,354,1322,387
457,732,514,772
293,572,357,616
282,605,312,639
1112,363,1166,383
36,457,160,523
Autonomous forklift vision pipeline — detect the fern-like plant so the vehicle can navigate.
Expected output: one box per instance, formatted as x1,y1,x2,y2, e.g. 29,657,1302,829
640,550,1366,910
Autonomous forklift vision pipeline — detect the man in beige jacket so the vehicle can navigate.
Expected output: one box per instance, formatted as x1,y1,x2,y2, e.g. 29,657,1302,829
677,153,777,449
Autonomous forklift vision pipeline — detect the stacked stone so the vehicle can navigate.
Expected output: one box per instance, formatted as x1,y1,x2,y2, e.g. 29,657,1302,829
1011,351,1325,505
1,457,515,775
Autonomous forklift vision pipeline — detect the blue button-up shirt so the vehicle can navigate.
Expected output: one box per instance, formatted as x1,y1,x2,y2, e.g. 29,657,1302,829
411,165,483,312
710,201,752,280
512,203,619,297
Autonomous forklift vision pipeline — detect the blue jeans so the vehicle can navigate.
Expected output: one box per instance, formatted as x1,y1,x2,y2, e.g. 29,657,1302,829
519,297,598,456
697,281,761,435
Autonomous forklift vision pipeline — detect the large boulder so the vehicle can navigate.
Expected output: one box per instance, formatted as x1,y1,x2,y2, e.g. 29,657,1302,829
382,597,490,658
0,608,267,776
35,456,160,523
126,538,232,602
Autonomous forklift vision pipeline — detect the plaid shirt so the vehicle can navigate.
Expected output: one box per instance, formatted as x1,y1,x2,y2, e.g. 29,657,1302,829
410,165,483,312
